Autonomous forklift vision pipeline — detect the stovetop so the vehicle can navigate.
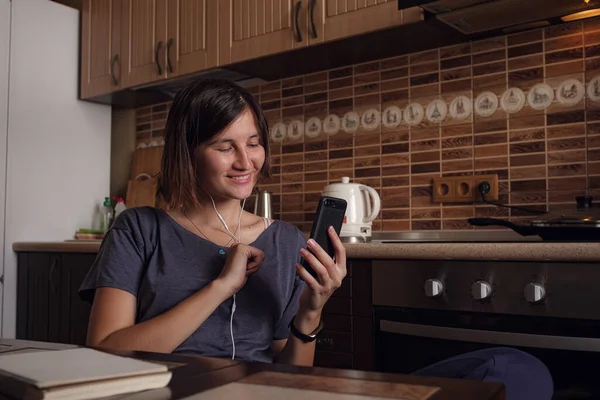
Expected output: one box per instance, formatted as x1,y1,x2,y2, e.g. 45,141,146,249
365,230,542,243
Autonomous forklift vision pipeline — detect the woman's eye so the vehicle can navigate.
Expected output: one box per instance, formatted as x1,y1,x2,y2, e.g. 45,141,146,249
217,148,233,153
248,143,261,148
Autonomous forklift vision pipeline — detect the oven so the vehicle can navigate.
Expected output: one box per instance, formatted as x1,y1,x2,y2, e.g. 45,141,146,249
372,255,600,399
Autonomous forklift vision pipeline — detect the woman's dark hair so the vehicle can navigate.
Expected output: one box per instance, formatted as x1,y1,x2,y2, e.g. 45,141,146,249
158,78,270,211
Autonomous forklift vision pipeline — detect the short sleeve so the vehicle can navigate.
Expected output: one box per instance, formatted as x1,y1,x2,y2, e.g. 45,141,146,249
78,211,148,304
273,226,307,340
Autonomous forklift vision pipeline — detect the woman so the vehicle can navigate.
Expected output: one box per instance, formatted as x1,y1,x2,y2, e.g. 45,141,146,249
79,78,344,366
79,78,552,399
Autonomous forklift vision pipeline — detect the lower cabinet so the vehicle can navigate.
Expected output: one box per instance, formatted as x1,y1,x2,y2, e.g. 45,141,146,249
16,252,375,368
314,259,374,371
16,252,97,346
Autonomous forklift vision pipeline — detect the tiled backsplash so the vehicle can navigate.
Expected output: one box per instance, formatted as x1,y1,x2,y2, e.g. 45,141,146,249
135,18,600,233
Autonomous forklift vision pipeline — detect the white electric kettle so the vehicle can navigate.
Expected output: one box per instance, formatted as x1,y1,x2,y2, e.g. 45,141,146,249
322,177,381,242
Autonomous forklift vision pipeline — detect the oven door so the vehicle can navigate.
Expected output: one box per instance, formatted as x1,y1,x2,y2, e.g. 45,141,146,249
374,306,600,396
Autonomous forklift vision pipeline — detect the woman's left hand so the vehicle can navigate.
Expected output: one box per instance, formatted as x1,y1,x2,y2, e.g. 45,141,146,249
296,226,347,313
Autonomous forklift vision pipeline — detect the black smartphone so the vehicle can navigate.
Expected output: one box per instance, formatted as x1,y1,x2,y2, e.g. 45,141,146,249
301,196,347,279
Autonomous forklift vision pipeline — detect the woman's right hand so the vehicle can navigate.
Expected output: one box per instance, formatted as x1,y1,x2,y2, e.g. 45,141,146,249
215,243,264,297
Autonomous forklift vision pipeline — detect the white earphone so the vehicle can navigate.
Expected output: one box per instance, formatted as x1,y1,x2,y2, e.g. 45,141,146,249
209,195,246,360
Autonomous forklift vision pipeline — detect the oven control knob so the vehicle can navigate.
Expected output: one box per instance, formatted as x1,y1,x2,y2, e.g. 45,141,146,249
472,281,492,300
424,279,444,298
524,283,546,304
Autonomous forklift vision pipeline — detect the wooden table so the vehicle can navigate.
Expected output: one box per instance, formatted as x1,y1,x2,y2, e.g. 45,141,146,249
0,339,504,400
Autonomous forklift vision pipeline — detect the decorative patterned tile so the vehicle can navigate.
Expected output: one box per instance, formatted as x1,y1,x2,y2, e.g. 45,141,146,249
133,20,600,231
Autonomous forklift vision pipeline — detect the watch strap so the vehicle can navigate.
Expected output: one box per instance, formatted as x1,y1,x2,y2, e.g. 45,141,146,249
289,316,324,343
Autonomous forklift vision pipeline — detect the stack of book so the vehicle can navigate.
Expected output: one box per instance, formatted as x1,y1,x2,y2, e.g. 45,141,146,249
0,348,172,400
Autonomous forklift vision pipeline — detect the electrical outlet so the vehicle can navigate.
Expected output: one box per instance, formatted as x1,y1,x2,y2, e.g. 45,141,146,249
432,174,498,203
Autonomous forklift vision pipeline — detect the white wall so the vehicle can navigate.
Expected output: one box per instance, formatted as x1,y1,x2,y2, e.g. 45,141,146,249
0,0,10,332
1,0,112,337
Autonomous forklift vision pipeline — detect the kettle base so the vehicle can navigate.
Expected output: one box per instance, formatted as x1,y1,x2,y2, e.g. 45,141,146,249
340,235,371,244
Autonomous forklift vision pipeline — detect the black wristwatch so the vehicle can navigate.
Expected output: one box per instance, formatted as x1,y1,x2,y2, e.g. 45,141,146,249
289,316,324,343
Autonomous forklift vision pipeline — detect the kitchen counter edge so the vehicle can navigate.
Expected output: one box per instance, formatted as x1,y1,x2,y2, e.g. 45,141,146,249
12,241,600,262
13,241,102,253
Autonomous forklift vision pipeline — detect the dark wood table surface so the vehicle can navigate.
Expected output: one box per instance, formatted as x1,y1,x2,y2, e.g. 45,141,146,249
0,339,504,400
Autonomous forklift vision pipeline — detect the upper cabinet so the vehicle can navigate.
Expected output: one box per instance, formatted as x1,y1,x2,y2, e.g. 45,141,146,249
310,0,423,44
80,0,421,100
167,0,218,78
80,0,218,98
120,0,168,88
80,0,122,99
219,0,308,65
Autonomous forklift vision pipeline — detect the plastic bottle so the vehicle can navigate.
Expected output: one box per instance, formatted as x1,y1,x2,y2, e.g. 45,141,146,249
113,197,126,219
100,197,113,234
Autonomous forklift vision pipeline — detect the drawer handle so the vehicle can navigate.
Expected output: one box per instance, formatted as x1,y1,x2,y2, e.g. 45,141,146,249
49,258,59,296
155,41,164,75
110,54,119,86
309,0,317,39
293,1,302,42
166,38,174,74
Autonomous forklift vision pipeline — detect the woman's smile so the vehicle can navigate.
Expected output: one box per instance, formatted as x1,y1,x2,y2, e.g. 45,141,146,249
227,174,253,184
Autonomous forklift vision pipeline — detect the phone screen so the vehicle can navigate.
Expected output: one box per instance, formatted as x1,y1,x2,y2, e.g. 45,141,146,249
301,196,347,279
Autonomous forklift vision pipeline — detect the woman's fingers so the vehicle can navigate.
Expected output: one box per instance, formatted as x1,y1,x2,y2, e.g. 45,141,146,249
300,248,330,285
295,263,321,290
304,232,345,285
230,244,264,274
305,238,338,276
327,226,347,279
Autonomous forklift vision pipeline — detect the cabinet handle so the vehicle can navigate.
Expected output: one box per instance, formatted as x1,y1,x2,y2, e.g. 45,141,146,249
166,38,174,74
155,41,164,76
309,0,317,39
293,1,302,42
49,258,58,296
110,54,119,86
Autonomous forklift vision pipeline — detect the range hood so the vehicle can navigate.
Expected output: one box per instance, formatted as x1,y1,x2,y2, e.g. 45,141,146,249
401,0,600,35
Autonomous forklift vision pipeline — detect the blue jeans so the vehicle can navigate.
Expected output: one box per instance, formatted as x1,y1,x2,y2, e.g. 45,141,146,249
410,347,553,400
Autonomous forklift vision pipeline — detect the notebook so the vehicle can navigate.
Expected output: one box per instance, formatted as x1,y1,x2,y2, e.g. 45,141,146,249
0,348,172,400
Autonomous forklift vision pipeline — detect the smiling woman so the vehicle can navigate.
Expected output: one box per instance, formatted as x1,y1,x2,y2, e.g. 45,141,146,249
159,79,271,212
77,78,348,368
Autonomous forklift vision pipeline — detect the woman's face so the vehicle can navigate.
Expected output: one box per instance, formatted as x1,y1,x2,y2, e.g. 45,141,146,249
194,108,265,202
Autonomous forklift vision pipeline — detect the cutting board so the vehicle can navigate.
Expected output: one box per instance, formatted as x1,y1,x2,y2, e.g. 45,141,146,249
130,146,163,180
126,174,158,208
186,371,439,400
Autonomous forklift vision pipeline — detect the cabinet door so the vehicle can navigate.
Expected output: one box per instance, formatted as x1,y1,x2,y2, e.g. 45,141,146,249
60,254,96,346
219,0,307,65
166,0,218,78
80,0,122,99
121,0,168,88
311,0,422,44
16,253,61,343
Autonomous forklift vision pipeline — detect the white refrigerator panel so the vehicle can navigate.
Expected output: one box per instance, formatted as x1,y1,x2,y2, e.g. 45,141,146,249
0,0,10,332
2,0,111,337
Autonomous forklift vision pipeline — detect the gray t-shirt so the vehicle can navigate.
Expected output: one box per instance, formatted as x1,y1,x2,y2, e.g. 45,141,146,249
78,206,307,363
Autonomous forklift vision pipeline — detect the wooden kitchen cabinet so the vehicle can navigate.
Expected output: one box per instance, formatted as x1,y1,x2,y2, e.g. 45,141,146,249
219,0,309,65
80,0,122,99
16,251,375,366
219,0,423,64
121,0,219,87
120,0,167,89
166,0,219,78
314,259,374,371
16,252,96,346
80,0,423,100
310,0,423,45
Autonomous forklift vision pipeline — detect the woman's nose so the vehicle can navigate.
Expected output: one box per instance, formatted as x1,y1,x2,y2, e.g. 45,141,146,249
234,149,251,170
